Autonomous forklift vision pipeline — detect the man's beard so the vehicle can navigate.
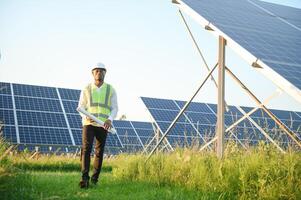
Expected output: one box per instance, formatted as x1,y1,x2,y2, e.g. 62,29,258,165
96,74,105,82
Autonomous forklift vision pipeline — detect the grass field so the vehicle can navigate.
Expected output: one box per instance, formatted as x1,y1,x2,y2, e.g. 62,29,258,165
0,139,301,200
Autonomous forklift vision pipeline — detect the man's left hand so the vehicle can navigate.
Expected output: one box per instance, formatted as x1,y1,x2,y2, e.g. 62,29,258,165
103,119,112,131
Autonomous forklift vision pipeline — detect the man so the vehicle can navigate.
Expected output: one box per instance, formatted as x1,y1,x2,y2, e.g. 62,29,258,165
78,62,118,188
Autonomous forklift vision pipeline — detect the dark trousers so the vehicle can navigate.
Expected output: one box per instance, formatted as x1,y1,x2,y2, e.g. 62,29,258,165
81,125,107,181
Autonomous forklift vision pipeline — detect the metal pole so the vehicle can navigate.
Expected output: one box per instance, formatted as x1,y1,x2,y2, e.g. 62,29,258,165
156,129,159,154
226,90,281,133
225,67,301,149
237,107,285,153
178,10,229,112
216,36,226,159
146,63,218,161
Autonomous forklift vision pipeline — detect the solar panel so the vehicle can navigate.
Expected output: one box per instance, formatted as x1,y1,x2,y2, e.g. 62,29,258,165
0,82,117,152
66,114,82,129
17,111,67,127
0,126,17,143
18,127,72,145
176,0,301,102
0,82,12,95
62,100,78,114
1,82,160,154
58,88,81,101
0,109,15,125
131,121,155,146
15,96,62,112
13,83,58,99
0,95,13,109
142,96,300,147
113,120,144,152
141,97,218,148
255,0,301,29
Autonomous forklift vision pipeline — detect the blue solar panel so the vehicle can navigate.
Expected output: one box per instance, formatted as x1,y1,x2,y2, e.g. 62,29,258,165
141,97,179,110
178,0,301,98
131,121,153,129
148,109,187,123
67,114,82,129
175,100,213,113
114,127,137,137
18,127,72,145
0,82,154,153
240,106,301,134
142,97,300,147
185,112,216,124
130,121,155,146
13,83,58,99
106,134,123,147
118,136,141,145
255,0,301,29
62,100,78,114
270,109,301,120
113,120,145,151
0,95,13,109
0,109,15,125
17,111,67,127
58,88,80,101
0,82,11,95
112,120,133,128
71,129,82,145
0,126,17,143
15,96,62,112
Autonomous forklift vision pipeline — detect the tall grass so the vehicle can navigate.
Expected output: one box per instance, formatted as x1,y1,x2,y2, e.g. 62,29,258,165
1,136,301,199
113,143,301,199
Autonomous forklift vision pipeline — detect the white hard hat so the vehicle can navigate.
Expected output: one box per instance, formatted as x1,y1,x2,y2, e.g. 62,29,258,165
91,62,106,71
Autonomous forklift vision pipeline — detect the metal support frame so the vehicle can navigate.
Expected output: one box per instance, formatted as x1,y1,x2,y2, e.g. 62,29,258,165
129,121,145,149
146,63,218,161
237,107,285,153
145,5,301,161
178,7,301,153
143,127,174,154
178,10,230,112
199,79,284,152
216,36,226,158
10,83,20,144
226,90,281,132
142,116,174,154
225,67,301,149
173,100,212,150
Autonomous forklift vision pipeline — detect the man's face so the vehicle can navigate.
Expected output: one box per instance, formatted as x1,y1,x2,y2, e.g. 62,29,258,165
92,68,106,81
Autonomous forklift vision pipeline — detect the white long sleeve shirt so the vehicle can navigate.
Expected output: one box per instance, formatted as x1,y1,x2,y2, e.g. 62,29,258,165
78,82,118,124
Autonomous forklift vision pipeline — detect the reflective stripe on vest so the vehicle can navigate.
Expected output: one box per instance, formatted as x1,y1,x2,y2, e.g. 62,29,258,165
84,83,112,125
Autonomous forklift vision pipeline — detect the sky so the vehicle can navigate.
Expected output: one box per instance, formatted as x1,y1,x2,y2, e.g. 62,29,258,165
0,0,301,121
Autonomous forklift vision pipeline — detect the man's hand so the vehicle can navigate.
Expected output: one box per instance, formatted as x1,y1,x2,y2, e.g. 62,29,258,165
103,119,112,131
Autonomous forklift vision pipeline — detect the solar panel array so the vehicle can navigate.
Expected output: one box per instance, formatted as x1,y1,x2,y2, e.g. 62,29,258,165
178,0,301,101
0,82,155,154
141,97,301,148
1,82,300,153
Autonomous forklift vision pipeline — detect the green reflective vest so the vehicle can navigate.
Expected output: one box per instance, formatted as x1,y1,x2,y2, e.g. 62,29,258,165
83,83,112,126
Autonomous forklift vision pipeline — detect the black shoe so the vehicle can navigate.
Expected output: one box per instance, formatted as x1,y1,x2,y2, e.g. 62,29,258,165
79,180,89,188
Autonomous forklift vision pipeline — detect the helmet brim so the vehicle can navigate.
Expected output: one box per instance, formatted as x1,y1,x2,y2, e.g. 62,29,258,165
92,67,106,72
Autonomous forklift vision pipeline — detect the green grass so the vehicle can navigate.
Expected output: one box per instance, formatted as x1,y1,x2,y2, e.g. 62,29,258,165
0,140,301,199
0,171,213,200
113,144,301,199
